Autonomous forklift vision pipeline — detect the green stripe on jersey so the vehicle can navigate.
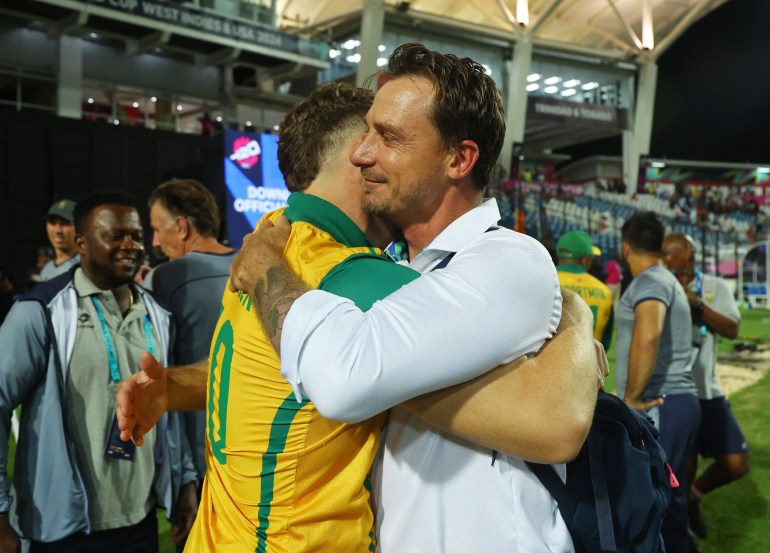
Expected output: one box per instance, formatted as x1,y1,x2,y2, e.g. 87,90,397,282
319,253,420,311
255,393,310,553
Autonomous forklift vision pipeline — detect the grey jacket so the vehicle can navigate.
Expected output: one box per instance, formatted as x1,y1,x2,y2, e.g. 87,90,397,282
0,268,197,541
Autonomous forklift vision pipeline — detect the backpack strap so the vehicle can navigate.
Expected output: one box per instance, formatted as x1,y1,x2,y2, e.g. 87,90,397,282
588,431,617,551
525,462,577,522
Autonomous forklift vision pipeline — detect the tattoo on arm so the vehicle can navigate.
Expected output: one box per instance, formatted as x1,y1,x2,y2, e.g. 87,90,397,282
253,265,309,352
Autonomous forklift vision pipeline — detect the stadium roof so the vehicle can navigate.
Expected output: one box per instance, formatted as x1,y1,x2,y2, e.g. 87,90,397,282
277,0,730,63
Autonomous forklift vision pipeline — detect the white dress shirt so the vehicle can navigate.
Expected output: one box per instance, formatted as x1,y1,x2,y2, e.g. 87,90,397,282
281,199,573,552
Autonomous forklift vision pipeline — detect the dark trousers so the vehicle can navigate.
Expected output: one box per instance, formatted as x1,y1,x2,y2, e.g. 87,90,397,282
30,510,158,553
658,393,701,553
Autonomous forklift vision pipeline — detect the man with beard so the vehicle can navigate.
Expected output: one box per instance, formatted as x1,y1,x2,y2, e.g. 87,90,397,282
0,192,197,552
117,78,602,552
222,44,600,552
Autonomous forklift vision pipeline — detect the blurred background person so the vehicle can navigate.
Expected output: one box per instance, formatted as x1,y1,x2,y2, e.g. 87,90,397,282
145,178,235,540
605,250,623,310
662,233,749,545
615,212,700,553
555,230,614,351
39,199,79,281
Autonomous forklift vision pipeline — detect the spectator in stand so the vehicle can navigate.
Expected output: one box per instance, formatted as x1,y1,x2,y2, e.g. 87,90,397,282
39,199,80,281
615,211,700,553
662,233,749,544
555,231,614,352
605,250,623,310
145,178,236,529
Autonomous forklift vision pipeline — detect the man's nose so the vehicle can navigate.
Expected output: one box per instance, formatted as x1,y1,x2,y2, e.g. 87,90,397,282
120,235,143,251
350,133,374,167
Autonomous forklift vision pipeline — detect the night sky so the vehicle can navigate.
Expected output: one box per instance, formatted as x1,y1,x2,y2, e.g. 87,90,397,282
560,0,770,165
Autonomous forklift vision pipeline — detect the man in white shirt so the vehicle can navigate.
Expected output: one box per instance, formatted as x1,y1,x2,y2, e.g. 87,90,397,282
662,233,749,542
228,43,600,552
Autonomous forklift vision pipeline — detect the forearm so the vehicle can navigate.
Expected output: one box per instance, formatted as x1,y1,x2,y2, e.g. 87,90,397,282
700,305,739,339
625,337,660,402
403,291,598,463
403,331,596,463
167,362,209,411
253,265,309,353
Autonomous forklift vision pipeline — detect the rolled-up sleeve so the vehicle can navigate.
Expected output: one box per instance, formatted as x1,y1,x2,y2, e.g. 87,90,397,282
281,232,562,423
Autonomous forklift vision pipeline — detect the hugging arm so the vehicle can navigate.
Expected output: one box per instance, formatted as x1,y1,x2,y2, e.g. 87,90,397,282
402,288,604,463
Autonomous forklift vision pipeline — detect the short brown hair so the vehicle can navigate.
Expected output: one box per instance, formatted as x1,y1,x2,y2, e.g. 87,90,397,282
278,82,374,192
149,179,221,238
383,43,505,191
621,211,665,254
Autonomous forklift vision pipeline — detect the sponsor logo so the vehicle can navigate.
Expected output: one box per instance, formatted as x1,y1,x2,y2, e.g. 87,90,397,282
229,137,261,169
78,311,94,329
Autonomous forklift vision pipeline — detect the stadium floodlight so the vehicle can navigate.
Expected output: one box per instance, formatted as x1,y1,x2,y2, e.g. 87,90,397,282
581,82,600,90
525,83,540,92
563,79,581,88
527,73,541,82
517,0,529,27
544,86,558,94
544,76,561,85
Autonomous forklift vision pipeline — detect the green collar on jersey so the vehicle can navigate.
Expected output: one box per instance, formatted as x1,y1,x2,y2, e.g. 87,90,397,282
283,192,375,249
556,263,588,274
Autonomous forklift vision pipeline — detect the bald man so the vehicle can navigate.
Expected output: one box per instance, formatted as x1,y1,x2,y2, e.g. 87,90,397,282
662,233,748,541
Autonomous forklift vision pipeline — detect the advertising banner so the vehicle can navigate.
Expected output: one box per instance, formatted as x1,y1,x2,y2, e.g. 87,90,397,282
527,96,629,130
224,129,289,248
81,0,303,54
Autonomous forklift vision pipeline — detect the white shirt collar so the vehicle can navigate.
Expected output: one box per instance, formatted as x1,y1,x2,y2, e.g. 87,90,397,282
423,198,501,254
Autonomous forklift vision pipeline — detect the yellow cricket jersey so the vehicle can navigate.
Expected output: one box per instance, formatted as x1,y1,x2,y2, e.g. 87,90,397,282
556,264,615,351
185,192,419,553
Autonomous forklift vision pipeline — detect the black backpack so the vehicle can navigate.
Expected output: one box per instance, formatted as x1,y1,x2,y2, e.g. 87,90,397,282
526,391,675,553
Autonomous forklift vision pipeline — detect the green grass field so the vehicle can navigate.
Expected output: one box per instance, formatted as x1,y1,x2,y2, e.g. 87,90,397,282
7,308,770,552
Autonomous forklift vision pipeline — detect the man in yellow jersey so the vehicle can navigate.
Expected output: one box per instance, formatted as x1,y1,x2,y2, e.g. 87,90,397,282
555,230,614,351
186,83,418,552
118,81,604,552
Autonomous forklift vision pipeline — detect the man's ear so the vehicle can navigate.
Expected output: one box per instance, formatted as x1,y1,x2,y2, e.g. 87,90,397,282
75,234,87,255
176,217,191,241
445,139,480,181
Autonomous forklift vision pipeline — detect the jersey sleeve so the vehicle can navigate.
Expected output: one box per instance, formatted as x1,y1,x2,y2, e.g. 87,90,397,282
630,271,672,309
318,254,420,311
